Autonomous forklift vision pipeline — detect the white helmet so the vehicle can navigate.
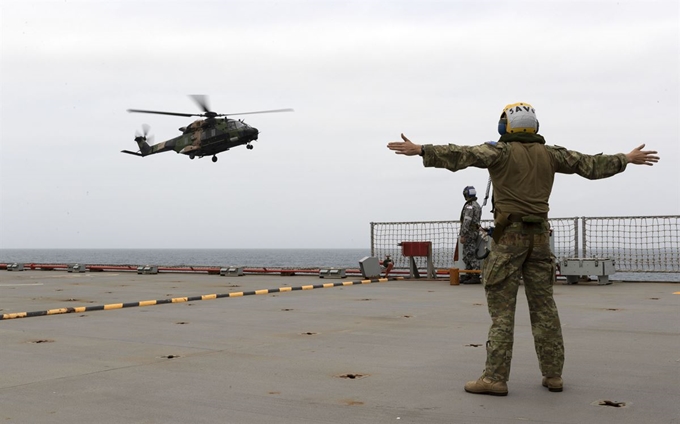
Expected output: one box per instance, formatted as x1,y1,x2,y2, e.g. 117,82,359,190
498,102,539,134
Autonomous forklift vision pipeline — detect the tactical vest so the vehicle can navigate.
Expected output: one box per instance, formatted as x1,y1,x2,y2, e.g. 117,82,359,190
489,133,551,242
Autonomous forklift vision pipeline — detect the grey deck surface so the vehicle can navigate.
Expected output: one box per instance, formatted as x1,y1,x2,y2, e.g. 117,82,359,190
1,270,678,424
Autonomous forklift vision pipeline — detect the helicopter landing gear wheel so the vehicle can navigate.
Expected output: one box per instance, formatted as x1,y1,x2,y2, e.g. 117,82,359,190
189,154,195,160
212,155,218,163
246,144,254,150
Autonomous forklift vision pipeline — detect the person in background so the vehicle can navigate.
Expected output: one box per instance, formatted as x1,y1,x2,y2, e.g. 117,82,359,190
382,254,394,278
459,185,482,284
387,101,659,396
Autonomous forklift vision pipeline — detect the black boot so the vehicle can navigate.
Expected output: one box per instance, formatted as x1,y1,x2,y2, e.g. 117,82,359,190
466,274,481,284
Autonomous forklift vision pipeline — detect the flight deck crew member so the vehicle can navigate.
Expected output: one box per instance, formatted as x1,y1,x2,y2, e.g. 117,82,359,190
382,255,394,278
387,102,659,396
459,185,482,284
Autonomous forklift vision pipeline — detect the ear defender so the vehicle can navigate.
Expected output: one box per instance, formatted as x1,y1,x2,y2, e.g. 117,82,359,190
498,118,507,135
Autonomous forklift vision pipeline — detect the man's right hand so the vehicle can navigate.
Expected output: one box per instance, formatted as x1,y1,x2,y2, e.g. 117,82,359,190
387,133,422,156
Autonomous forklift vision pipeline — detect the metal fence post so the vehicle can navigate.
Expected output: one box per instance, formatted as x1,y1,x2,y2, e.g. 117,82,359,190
573,217,579,257
581,216,587,258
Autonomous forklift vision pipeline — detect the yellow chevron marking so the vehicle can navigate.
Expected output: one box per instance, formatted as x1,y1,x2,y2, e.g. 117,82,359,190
47,308,69,315
342,281,354,286
74,306,87,313
139,300,156,307
202,294,217,300
361,280,371,284
172,297,188,303
301,285,314,290
322,283,334,288
279,287,292,292
104,303,123,310
230,292,244,297
255,289,269,295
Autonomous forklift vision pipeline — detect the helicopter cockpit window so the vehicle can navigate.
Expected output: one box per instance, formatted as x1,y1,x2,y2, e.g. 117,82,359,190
227,120,247,130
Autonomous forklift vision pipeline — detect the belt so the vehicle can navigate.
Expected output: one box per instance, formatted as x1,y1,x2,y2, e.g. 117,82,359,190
507,213,548,223
492,212,548,244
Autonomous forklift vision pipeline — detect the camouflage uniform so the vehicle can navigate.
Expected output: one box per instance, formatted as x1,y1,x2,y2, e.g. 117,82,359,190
422,132,628,382
460,198,482,272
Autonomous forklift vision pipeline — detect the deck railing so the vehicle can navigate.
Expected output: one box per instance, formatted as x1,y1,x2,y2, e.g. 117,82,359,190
370,215,680,273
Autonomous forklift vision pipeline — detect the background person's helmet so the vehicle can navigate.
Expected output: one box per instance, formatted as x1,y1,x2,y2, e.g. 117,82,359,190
498,102,539,135
463,186,476,199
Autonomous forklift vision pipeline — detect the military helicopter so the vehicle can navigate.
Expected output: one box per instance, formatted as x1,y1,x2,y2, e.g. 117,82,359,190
122,95,293,163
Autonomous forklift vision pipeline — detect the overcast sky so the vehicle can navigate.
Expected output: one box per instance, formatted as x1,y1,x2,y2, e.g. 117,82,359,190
1,0,678,249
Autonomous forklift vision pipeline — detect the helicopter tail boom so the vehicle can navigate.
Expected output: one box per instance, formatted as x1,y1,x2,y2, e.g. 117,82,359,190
121,150,144,157
121,134,153,157
135,136,152,156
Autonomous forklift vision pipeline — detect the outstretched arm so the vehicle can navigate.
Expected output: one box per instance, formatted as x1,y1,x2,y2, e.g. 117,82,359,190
387,133,502,171
625,144,659,166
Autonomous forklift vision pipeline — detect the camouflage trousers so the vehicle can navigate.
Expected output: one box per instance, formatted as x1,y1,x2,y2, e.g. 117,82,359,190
480,222,564,382
462,233,480,270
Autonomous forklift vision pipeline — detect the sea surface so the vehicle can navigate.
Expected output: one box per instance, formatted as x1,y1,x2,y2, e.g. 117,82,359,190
0,249,371,269
1,249,678,282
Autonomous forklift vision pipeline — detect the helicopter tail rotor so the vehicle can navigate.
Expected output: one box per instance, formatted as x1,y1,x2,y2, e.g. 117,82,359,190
132,124,153,156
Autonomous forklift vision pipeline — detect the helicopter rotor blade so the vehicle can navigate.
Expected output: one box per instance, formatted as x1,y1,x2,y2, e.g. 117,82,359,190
128,98,294,120
127,108,200,118
189,94,212,114
217,108,295,117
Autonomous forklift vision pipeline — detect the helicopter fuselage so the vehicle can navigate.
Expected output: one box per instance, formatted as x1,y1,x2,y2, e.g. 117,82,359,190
144,118,259,159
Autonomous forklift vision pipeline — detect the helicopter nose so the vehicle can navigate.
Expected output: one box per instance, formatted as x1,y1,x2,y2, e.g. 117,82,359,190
249,127,259,140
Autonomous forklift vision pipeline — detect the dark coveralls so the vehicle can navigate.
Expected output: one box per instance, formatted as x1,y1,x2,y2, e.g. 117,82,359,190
421,132,628,382
460,197,482,274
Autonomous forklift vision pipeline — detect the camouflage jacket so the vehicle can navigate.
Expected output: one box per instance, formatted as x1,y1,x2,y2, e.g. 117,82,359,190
422,133,628,217
459,199,481,238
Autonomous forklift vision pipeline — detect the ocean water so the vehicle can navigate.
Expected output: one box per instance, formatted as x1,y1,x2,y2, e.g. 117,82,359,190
0,249,371,269
0,249,677,282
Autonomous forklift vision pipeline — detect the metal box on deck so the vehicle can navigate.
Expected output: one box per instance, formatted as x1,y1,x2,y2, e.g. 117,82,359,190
561,258,615,285
220,266,244,277
319,268,346,279
359,257,381,279
68,263,87,273
7,263,24,271
137,265,159,275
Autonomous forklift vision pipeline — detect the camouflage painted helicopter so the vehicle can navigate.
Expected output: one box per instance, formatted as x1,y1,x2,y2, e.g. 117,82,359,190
122,95,293,163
